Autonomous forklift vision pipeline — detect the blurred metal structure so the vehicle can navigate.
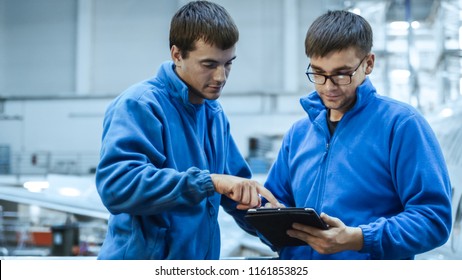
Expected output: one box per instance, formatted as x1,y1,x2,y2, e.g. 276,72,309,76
418,100,462,259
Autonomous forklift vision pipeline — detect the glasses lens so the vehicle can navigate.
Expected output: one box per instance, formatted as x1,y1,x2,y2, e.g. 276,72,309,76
331,75,351,85
307,73,325,84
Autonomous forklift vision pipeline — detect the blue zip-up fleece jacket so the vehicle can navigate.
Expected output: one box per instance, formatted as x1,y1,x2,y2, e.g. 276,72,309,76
264,78,452,259
95,61,252,259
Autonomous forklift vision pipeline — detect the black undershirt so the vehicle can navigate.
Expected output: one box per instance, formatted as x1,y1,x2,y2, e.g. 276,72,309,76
326,110,339,135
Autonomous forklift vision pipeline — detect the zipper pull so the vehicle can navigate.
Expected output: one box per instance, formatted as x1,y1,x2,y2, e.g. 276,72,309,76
323,143,330,159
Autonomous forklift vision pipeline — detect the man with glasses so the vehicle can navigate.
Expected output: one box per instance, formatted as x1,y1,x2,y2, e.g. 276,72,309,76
261,10,452,259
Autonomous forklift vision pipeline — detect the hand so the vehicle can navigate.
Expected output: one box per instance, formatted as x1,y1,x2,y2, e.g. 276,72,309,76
286,213,363,254
264,202,286,208
211,174,282,210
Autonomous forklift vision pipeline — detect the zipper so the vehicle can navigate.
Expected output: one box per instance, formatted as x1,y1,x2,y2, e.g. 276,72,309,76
192,105,211,170
311,117,331,211
323,142,330,159
315,110,351,210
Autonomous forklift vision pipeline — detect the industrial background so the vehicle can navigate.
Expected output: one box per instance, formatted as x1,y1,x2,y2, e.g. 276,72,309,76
0,0,461,259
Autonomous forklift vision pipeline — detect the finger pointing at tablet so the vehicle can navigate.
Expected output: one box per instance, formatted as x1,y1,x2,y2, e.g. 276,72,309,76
210,174,282,209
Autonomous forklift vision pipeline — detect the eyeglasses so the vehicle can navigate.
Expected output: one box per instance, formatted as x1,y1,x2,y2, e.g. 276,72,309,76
305,56,368,86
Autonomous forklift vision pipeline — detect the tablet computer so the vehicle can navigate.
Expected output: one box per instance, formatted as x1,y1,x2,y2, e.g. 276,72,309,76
244,207,328,247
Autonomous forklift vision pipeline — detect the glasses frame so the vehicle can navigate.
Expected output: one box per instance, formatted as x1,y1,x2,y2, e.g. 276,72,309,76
305,55,368,86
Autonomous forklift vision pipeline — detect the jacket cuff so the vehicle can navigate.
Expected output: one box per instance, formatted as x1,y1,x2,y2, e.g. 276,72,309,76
358,224,377,259
189,167,215,197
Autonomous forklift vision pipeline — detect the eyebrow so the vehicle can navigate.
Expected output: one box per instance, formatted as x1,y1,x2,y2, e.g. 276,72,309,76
200,56,237,64
310,63,353,73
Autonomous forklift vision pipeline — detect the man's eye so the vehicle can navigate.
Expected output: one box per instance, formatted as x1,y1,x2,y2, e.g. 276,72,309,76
203,63,217,69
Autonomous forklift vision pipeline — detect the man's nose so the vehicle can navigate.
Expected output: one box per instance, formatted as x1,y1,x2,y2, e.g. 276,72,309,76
213,66,226,82
324,77,338,89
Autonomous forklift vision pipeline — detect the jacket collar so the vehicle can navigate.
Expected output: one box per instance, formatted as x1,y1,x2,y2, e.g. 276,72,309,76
158,61,190,106
300,77,376,122
157,61,222,114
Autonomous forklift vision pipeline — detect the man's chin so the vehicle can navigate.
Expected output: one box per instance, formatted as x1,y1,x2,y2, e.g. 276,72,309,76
204,92,221,100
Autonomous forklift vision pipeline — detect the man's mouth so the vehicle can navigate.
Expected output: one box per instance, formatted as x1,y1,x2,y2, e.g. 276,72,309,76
324,94,340,100
208,84,223,91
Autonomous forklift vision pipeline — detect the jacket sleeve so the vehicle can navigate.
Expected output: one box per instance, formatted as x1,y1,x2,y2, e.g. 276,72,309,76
96,96,215,216
359,114,452,259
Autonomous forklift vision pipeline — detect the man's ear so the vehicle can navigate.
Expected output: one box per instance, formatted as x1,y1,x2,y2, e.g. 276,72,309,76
170,45,182,66
365,53,375,75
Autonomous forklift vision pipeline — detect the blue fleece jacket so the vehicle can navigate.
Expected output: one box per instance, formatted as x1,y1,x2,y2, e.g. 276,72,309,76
95,61,251,259
264,78,452,259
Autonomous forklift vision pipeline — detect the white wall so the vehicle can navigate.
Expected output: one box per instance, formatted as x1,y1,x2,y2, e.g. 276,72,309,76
3,0,76,96
0,0,5,94
90,0,174,94
221,0,285,93
1,98,107,153
0,98,111,174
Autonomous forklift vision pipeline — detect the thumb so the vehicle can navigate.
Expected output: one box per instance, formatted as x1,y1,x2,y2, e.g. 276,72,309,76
320,212,342,227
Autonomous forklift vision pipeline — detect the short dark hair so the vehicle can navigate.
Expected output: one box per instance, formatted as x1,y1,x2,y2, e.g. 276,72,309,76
305,10,373,58
169,1,239,58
